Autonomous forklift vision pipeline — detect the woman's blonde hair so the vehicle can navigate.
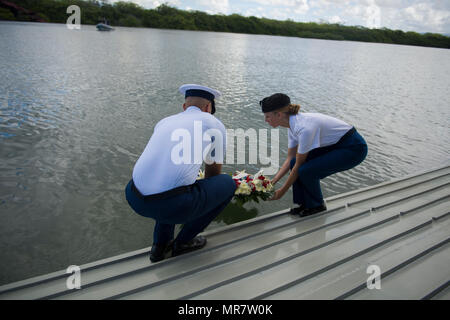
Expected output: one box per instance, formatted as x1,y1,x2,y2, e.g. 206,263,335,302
276,103,301,115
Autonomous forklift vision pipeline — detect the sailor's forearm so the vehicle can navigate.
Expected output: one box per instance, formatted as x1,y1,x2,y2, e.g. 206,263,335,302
272,158,292,185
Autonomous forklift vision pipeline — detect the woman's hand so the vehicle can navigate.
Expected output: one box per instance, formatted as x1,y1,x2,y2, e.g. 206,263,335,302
271,152,307,202
270,188,286,201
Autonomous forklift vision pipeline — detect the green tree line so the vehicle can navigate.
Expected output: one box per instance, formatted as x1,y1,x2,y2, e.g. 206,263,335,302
1,0,449,49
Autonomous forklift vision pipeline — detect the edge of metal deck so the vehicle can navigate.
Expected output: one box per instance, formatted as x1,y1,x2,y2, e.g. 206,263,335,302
1,164,449,300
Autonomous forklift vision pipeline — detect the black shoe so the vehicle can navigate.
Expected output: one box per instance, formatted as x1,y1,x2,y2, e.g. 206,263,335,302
289,204,305,215
172,236,207,257
149,240,173,263
298,204,327,217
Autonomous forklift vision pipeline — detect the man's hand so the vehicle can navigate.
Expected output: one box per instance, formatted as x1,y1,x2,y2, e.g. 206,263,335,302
205,163,222,178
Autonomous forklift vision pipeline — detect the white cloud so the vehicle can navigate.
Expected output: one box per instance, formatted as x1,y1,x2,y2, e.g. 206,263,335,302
246,0,309,14
243,7,265,18
345,5,361,16
403,2,449,32
248,0,304,5
269,8,291,21
294,0,309,15
196,0,229,14
364,0,381,28
308,0,449,32
379,1,450,33
405,4,424,23
329,15,343,24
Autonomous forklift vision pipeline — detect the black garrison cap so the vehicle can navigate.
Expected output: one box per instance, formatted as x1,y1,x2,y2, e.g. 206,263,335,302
260,93,290,113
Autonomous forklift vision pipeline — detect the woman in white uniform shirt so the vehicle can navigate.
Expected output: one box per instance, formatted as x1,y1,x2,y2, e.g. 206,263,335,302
261,93,368,217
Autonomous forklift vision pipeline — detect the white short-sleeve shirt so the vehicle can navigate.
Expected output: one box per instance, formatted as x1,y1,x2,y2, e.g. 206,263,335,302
288,113,352,154
132,106,227,195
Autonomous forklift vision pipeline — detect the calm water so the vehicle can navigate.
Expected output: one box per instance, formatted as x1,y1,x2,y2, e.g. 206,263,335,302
0,21,449,285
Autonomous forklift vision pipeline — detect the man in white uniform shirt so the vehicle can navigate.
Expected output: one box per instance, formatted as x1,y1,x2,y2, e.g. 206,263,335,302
125,85,236,262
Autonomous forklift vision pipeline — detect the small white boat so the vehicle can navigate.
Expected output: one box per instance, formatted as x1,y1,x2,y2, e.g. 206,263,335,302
96,21,114,31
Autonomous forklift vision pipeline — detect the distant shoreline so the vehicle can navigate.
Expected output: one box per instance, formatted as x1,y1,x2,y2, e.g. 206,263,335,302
1,0,449,49
2,20,449,52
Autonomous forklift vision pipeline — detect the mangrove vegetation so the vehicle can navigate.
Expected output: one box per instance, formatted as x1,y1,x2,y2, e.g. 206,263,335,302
1,0,449,49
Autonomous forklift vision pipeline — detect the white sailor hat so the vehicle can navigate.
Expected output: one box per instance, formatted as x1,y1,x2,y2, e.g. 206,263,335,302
179,84,221,115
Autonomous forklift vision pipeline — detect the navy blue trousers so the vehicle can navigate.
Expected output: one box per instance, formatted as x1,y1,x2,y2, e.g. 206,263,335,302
289,128,368,209
125,174,236,245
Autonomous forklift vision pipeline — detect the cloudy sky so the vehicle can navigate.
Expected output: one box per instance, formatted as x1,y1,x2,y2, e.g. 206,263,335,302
110,0,449,34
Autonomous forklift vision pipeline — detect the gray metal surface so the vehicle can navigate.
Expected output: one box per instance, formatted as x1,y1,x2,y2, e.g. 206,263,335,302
1,165,449,300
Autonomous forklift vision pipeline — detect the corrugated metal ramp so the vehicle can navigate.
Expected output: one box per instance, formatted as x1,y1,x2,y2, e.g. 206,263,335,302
1,165,449,300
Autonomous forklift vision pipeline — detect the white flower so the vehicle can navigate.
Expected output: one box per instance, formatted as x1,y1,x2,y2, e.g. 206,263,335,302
253,179,264,192
264,182,274,192
197,170,205,180
235,181,252,195
254,169,264,178
233,170,248,180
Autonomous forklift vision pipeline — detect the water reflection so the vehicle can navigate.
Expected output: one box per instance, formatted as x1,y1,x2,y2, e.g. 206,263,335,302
215,201,259,225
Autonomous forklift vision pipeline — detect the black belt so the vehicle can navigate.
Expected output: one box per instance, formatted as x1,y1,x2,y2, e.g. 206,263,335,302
131,180,193,201
339,127,356,142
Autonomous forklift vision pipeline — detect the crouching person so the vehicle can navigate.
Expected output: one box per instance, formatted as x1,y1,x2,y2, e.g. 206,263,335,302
125,84,236,262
